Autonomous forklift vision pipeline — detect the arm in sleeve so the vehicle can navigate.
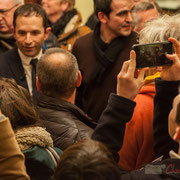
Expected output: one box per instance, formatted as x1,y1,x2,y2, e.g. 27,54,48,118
0,115,30,180
92,93,136,162
153,78,179,158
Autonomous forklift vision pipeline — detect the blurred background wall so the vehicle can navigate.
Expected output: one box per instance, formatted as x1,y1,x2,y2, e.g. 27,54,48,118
75,0,94,24
24,0,180,24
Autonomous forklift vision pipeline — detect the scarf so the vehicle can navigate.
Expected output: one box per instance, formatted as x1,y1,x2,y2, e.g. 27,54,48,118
91,22,127,83
15,126,53,151
50,8,78,38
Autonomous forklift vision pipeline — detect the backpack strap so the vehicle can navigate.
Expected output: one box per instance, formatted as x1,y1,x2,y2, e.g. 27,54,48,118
45,147,61,168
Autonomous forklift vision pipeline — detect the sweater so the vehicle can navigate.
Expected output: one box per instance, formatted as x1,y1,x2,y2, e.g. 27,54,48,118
119,85,156,171
73,31,137,122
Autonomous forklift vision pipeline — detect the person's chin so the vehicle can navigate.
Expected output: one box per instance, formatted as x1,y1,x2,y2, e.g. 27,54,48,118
0,27,10,34
23,51,36,57
122,29,132,37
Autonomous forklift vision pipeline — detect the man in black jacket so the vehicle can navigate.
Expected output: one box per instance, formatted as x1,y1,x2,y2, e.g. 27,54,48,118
0,4,52,101
36,47,94,150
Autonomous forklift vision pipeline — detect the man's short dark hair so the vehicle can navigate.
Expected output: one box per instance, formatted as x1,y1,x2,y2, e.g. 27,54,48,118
37,48,79,99
93,0,112,18
13,3,49,30
54,139,121,180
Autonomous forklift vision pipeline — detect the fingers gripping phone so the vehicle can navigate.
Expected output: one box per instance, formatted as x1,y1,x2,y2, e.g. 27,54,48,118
132,41,173,69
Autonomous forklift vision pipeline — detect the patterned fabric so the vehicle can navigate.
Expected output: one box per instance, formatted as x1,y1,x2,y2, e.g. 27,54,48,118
15,126,53,151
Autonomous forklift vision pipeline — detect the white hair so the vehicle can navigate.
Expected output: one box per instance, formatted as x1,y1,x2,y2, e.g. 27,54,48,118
139,13,180,44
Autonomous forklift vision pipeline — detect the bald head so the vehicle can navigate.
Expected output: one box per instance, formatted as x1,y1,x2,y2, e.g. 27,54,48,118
37,48,79,99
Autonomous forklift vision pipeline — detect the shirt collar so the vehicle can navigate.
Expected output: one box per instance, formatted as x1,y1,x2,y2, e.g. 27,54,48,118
18,49,43,66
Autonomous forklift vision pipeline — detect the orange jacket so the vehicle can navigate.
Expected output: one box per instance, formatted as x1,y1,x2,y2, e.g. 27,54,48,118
118,84,156,171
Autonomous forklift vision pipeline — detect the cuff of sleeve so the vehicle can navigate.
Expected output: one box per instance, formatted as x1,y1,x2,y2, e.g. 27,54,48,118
155,78,180,95
155,78,180,87
108,93,136,109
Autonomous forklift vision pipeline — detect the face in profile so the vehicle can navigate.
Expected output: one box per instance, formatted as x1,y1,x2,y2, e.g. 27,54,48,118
13,15,50,57
41,0,64,18
135,8,159,32
0,0,19,34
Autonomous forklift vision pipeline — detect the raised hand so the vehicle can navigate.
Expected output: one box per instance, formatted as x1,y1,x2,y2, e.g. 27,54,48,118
116,50,147,100
161,38,180,81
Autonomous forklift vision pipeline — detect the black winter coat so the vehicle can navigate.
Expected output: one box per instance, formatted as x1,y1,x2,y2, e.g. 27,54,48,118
37,94,94,150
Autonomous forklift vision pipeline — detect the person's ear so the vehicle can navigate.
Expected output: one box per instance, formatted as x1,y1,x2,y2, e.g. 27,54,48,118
97,12,108,24
44,27,51,40
12,26,16,39
173,126,180,141
76,70,82,88
36,77,42,92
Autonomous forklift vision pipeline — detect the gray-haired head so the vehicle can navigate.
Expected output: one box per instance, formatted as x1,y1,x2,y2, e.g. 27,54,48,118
37,48,79,99
139,13,180,44
132,1,159,32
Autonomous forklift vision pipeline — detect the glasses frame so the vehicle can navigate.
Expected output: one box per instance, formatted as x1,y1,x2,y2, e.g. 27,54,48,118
0,4,19,16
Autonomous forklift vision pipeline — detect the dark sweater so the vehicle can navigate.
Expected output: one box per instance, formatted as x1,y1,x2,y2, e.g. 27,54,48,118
153,78,179,158
72,31,137,122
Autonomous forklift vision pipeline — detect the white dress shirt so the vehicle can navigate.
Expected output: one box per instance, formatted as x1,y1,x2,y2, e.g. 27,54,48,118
18,49,43,96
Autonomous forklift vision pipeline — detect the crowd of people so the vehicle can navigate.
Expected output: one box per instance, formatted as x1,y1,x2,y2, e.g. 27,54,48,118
0,0,180,180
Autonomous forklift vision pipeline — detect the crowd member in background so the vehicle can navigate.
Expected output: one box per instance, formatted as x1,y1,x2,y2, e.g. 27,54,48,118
37,48,94,151
132,1,159,32
0,0,23,54
0,4,51,101
0,112,30,180
0,78,62,180
54,37,180,180
138,14,180,159
41,0,91,51
0,0,58,55
73,0,137,123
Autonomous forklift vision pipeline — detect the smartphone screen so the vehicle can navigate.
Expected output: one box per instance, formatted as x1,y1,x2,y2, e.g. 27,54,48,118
132,41,173,69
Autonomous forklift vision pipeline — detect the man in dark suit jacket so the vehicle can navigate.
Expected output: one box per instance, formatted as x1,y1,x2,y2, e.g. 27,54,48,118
72,0,137,122
0,3,51,100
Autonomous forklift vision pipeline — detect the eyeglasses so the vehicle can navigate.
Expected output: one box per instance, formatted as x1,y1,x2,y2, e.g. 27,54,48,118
0,4,19,16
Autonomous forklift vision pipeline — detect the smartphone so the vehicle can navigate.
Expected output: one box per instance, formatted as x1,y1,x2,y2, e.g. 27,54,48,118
132,41,173,69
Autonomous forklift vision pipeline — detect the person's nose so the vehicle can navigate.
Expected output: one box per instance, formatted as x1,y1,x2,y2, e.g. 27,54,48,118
0,15,3,21
24,33,33,44
126,12,133,23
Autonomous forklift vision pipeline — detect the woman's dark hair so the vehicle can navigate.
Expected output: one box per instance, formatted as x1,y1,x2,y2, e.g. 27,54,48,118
54,139,120,180
0,78,39,129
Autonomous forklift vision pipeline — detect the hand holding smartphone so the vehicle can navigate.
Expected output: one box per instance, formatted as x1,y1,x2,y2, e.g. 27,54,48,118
132,41,173,69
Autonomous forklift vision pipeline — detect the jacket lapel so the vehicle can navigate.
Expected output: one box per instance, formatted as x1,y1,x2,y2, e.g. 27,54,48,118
8,48,29,90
